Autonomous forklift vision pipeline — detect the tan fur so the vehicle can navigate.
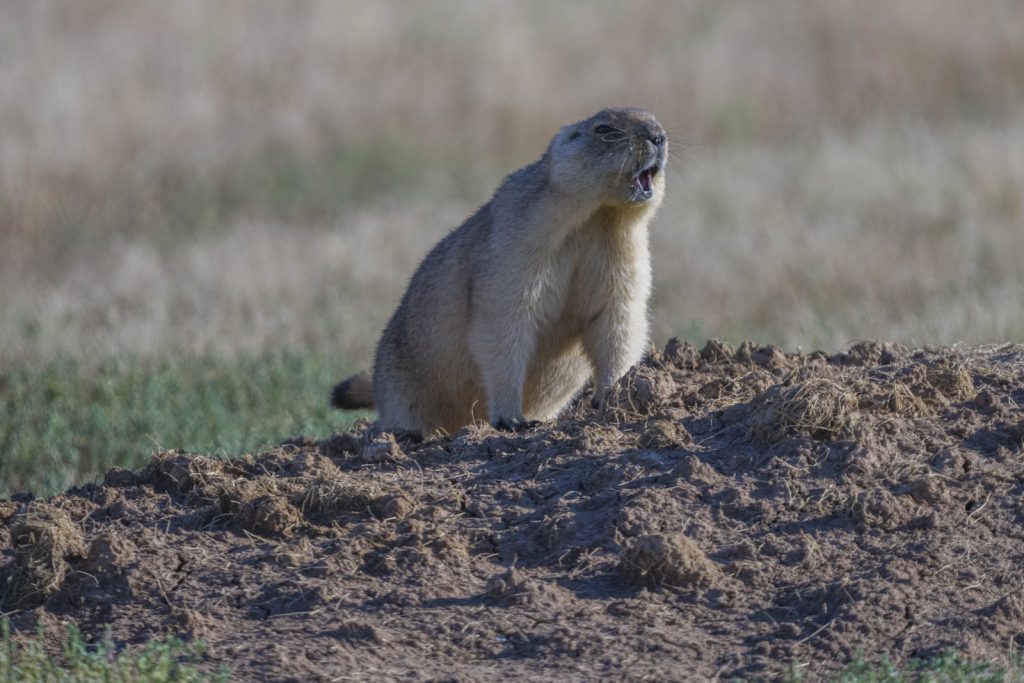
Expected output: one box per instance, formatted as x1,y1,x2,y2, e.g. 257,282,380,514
332,107,667,435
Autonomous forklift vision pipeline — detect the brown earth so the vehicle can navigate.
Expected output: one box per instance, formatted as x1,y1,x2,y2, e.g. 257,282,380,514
3,339,1024,681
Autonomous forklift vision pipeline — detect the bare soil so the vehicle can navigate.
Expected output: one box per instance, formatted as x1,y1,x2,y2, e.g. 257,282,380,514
3,339,1024,681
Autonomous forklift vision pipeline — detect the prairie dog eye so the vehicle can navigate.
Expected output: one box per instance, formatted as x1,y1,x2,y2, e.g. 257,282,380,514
594,124,625,141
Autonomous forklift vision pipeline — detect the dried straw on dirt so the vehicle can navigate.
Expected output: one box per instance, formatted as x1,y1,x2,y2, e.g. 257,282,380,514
1,503,86,608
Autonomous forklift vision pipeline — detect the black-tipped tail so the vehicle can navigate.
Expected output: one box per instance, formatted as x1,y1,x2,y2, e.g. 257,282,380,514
330,371,375,410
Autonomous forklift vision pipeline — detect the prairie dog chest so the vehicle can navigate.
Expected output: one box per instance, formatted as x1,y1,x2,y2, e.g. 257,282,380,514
549,221,649,327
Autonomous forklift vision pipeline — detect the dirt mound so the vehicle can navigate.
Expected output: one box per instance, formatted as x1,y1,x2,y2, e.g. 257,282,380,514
3,339,1024,680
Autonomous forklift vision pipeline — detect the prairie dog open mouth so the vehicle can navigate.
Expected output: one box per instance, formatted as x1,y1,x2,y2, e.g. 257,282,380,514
631,161,661,201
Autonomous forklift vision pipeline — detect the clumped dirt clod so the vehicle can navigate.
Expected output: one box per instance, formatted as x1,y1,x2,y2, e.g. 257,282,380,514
233,495,303,537
484,567,573,610
619,533,719,589
2,339,1024,680
603,363,677,417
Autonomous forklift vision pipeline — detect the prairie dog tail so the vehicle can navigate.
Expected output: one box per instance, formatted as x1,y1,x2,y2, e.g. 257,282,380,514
330,371,375,410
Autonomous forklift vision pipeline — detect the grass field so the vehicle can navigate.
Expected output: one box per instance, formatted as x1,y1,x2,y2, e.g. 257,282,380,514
2,1,1023,494
0,352,364,497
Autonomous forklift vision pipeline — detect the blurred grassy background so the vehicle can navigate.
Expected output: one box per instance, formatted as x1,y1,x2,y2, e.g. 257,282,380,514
2,0,1023,494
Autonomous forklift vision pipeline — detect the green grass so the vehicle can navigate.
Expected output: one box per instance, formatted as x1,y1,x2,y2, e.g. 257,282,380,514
1,620,226,683
788,649,1023,682
0,351,366,497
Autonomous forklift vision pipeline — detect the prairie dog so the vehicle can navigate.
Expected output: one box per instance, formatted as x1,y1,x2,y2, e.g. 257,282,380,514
332,107,667,435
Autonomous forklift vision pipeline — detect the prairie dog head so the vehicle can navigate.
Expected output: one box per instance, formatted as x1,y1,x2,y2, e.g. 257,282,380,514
549,107,667,208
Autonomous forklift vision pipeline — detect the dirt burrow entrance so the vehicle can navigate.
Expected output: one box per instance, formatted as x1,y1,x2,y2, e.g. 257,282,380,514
3,339,1024,680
